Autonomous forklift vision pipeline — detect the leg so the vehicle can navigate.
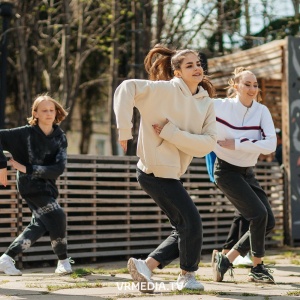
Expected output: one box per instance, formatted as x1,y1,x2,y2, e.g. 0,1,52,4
215,169,271,258
28,196,68,259
0,216,47,276
223,211,252,266
6,216,47,258
213,163,275,283
128,169,203,292
222,210,249,253
27,196,72,275
137,169,202,271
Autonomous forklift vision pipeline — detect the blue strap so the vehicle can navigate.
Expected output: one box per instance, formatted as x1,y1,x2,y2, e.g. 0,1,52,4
205,151,217,183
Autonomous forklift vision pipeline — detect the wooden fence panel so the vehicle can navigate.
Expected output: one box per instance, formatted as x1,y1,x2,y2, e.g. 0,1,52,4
0,155,284,266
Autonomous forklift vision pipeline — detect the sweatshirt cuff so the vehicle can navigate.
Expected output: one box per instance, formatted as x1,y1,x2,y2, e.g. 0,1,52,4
26,165,33,174
118,128,133,141
160,122,177,141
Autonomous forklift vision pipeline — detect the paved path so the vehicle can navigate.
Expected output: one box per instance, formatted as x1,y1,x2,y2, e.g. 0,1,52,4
0,249,300,299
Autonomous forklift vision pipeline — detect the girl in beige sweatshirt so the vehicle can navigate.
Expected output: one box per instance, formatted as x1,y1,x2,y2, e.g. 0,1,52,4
114,44,217,292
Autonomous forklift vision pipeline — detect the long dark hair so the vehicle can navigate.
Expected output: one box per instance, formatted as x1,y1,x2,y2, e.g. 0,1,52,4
144,44,216,97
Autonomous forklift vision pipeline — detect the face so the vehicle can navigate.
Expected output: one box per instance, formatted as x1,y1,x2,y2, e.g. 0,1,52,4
235,72,258,103
175,53,204,86
33,100,57,126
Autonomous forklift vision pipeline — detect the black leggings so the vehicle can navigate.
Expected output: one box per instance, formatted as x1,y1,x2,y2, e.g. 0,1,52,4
6,197,67,260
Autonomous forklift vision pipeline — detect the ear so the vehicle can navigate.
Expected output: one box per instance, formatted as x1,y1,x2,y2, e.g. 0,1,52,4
174,71,181,78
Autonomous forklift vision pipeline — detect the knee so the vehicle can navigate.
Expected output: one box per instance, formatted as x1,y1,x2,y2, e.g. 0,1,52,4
266,214,276,233
189,218,202,236
253,209,268,225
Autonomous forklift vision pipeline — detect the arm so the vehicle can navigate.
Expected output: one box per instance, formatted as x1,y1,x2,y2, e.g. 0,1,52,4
0,168,7,187
235,106,276,154
25,136,67,179
0,127,23,169
113,79,155,141
159,102,217,157
0,128,20,186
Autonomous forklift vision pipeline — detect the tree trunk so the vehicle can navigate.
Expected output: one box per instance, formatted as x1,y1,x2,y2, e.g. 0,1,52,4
292,0,300,17
14,13,31,124
126,0,152,155
155,0,164,44
217,0,224,54
244,0,252,48
109,0,120,155
60,0,76,133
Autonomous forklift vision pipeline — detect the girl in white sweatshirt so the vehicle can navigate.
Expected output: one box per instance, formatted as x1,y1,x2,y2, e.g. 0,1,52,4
114,44,217,292
211,67,276,284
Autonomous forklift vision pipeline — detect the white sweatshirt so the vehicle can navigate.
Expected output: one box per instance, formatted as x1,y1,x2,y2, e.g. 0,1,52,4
114,77,217,179
213,97,276,167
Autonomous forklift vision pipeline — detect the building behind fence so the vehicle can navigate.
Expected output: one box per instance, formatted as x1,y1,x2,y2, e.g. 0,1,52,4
0,155,284,268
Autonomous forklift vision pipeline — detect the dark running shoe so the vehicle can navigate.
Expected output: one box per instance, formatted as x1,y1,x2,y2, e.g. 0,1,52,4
211,250,233,282
248,262,275,284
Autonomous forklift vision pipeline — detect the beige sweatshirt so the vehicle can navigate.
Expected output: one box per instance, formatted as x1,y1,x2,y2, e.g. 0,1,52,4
114,77,217,179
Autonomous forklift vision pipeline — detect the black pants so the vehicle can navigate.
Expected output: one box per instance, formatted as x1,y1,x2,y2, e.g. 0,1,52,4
137,168,202,272
223,210,250,250
6,196,68,260
215,159,275,258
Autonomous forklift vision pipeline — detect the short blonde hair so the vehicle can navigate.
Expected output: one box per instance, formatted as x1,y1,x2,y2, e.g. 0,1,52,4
27,94,68,125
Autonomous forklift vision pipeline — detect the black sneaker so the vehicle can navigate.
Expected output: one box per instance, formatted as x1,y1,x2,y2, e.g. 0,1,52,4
211,250,233,282
248,262,275,284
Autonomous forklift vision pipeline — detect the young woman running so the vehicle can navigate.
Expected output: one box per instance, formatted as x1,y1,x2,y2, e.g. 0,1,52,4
114,44,217,292
211,67,276,284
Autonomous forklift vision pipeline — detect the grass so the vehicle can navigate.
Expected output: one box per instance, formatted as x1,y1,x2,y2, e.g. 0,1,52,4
46,281,103,291
287,290,300,296
290,259,300,265
71,267,128,279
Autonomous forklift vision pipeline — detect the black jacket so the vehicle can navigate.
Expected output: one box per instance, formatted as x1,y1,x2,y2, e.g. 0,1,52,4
0,125,67,200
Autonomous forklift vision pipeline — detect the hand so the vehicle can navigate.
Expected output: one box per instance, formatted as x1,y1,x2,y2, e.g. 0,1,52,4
217,139,235,150
119,140,128,153
0,168,7,187
9,158,26,173
152,119,169,136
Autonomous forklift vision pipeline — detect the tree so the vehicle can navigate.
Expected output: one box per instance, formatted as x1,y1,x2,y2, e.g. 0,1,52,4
6,1,115,154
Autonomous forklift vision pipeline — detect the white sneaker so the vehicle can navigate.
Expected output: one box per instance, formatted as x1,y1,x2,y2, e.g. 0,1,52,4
233,253,253,267
127,258,154,293
0,254,22,276
176,272,204,290
55,258,74,275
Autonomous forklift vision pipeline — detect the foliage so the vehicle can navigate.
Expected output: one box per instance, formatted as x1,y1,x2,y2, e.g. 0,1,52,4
4,0,113,153
1,0,299,154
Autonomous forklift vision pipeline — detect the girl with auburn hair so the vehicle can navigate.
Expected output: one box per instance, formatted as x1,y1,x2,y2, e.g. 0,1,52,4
114,44,217,292
210,67,277,284
0,94,73,276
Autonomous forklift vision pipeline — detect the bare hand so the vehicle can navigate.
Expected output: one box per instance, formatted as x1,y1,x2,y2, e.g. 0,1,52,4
217,139,235,150
10,158,26,173
0,168,7,187
152,119,169,136
119,140,128,153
